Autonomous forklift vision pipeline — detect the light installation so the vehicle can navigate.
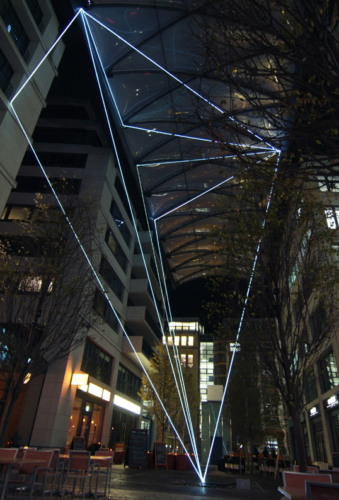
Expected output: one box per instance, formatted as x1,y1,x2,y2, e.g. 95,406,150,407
8,7,282,482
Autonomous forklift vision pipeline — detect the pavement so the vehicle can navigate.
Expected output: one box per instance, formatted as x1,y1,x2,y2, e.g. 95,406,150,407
104,465,284,500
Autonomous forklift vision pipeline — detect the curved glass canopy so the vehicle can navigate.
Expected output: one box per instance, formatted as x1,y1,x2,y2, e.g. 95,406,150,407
83,2,280,286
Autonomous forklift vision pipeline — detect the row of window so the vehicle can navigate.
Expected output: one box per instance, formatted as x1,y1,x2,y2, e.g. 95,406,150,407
22,151,88,168
306,348,339,404
81,338,112,386
116,365,141,403
33,127,102,147
162,335,195,346
12,176,81,195
0,0,30,61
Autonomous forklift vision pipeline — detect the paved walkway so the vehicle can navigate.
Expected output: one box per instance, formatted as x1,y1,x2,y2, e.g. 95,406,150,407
104,465,283,500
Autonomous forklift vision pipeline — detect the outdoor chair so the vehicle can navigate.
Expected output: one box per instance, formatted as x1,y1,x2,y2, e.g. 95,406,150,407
94,451,114,495
15,449,36,460
42,449,64,497
5,449,53,500
305,480,339,500
62,451,100,500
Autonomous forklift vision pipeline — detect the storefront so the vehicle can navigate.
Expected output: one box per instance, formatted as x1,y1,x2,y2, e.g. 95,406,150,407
308,405,327,463
111,394,141,448
324,392,339,452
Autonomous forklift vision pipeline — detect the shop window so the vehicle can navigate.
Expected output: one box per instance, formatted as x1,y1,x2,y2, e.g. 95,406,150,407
319,349,339,393
0,0,30,61
105,228,128,273
92,289,119,334
99,257,125,303
110,200,131,247
116,365,141,402
67,396,104,448
0,48,13,98
81,338,113,385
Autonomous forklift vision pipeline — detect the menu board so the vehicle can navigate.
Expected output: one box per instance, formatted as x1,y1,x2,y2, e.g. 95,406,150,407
154,442,167,469
73,437,85,450
333,452,339,468
129,429,148,468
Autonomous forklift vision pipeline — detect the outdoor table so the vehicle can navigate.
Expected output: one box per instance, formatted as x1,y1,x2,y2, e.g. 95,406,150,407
0,457,46,500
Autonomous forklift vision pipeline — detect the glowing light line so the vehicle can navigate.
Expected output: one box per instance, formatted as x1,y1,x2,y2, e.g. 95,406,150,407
10,10,82,104
83,14,201,476
124,124,276,150
137,150,276,168
136,166,201,469
83,12,277,151
155,175,235,221
202,152,281,481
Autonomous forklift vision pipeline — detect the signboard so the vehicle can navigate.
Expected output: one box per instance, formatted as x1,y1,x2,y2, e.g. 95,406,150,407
325,394,339,410
73,437,85,450
308,405,319,418
153,442,167,469
333,452,339,468
129,429,148,468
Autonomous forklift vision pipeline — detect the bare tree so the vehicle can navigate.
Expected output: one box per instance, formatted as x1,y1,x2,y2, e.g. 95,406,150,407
0,194,100,445
205,171,339,471
186,0,339,179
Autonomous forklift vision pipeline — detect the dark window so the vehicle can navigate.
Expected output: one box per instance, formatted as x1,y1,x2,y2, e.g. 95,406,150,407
22,151,87,168
0,48,13,98
81,338,113,385
99,257,125,303
310,305,327,338
0,0,30,61
13,176,81,194
114,176,132,221
26,0,43,32
110,200,131,247
93,289,118,333
104,229,128,273
145,308,162,340
319,349,339,393
33,127,102,146
116,365,141,402
39,104,90,120
305,368,318,404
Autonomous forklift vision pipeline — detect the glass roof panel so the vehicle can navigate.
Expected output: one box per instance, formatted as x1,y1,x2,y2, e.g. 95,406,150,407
123,127,174,160
87,16,131,68
108,73,176,120
156,215,192,235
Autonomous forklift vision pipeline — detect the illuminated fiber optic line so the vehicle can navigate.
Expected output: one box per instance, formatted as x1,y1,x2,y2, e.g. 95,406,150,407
83,14,201,475
137,151,275,168
10,12,201,480
10,10,82,105
154,175,235,221
83,12,277,151
135,166,201,470
202,153,281,482
124,125,275,151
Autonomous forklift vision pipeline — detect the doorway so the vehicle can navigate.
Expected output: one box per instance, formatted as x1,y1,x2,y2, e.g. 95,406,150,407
67,394,104,448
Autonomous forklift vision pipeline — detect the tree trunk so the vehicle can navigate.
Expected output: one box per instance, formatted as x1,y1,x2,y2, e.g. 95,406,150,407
290,407,308,472
0,388,21,447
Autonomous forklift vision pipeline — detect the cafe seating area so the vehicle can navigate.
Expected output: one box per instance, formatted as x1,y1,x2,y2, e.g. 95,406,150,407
0,447,114,500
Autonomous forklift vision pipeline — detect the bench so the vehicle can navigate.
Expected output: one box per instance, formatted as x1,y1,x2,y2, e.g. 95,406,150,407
318,470,339,483
293,465,318,474
305,481,339,500
278,471,332,500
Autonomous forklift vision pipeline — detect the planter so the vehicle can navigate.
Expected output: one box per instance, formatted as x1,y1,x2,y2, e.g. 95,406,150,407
114,450,125,464
167,454,175,470
175,453,188,471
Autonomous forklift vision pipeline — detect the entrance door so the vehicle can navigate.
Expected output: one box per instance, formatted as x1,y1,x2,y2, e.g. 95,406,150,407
67,396,104,448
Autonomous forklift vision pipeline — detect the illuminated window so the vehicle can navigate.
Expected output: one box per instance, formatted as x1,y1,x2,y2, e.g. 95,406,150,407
325,207,339,229
174,336,180,346
188,336,194,346
180,354,186,367
188,355,193,368
167,336,172,346
181,336,187,346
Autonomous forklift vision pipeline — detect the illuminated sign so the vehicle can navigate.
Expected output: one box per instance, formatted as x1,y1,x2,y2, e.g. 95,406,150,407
71,373,89,386
309,406,318,417
114,394,141,415
326,394,339,410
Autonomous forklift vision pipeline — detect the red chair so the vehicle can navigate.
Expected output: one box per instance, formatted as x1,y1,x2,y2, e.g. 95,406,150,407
6,449,53,500
43,449,64,497
94,451,114,495
62,451,100,500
